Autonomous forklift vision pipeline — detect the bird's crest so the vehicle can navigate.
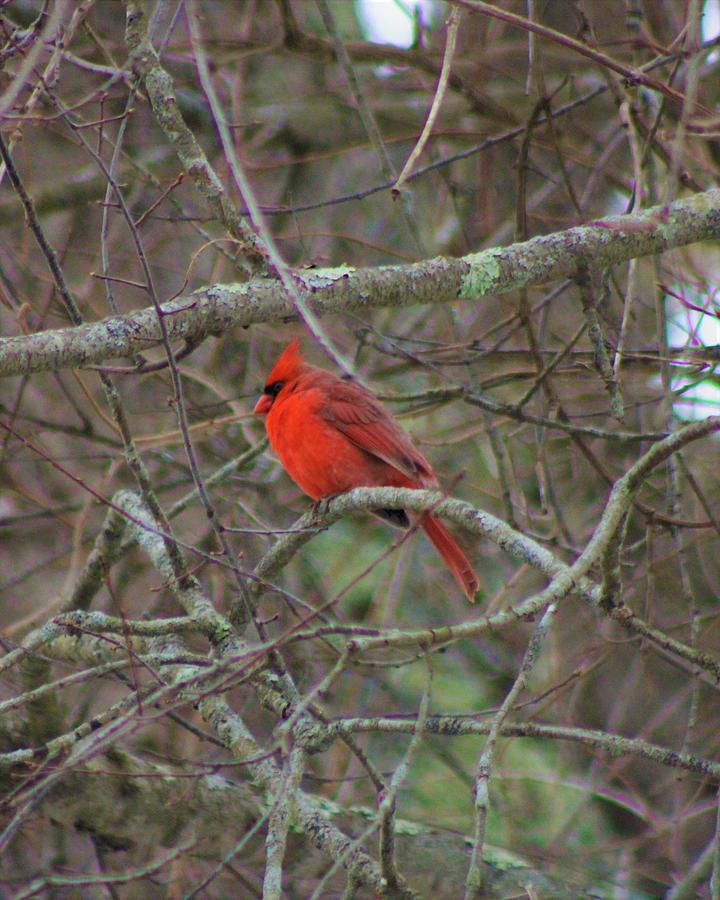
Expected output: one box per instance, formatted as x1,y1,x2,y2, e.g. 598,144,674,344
264,338,306,386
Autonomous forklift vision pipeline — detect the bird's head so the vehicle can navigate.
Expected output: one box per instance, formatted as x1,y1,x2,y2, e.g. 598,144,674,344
254,338,306,415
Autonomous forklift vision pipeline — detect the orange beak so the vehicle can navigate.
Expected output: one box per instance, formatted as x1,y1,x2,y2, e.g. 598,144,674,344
254,393,272,415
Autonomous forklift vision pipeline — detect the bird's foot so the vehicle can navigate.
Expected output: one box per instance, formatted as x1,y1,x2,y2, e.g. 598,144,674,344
311,494,341,518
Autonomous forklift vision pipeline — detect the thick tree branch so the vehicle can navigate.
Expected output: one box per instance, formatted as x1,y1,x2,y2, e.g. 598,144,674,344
1,189,718,377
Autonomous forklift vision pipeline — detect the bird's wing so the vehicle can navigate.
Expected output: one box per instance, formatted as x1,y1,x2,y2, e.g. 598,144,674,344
319,377,434,483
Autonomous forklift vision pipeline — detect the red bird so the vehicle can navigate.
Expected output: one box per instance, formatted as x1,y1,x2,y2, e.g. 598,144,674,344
254,339,479,601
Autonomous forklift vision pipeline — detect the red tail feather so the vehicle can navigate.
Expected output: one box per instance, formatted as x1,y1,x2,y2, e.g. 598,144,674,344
421,515,479,601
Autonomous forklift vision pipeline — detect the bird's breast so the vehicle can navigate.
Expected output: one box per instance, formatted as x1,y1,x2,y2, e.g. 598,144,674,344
265,392,411,500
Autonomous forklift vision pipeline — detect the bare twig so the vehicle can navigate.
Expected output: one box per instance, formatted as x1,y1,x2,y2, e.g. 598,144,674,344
393,6,461,194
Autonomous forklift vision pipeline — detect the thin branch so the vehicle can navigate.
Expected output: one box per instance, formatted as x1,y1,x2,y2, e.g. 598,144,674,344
329,716,720,780
262,744,306,900
379,654,432,894
392,6,461,194
454,0,690,111
465,602,556,897
14,838,197,900
315,0,425,254
124,0,270,275
576,266,624,419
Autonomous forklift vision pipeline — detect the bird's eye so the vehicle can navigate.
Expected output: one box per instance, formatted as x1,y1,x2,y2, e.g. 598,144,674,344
265,380,284,396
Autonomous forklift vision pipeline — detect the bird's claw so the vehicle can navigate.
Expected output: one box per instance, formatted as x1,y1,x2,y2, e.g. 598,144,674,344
311,494,340,518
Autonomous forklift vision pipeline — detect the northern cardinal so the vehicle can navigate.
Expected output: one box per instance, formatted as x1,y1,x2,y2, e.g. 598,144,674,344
254,339,479,601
